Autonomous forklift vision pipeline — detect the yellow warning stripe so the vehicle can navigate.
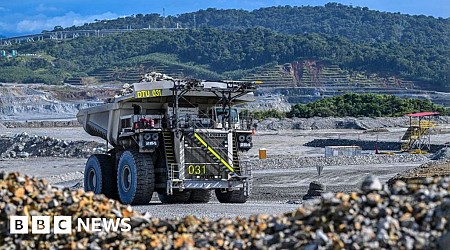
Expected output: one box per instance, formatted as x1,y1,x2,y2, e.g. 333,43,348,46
194,133,234,172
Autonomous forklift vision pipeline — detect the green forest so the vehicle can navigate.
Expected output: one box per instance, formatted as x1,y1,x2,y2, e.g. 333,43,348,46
66,3,450,46
250,93,450,119
287,93,450,118
0,3,449,90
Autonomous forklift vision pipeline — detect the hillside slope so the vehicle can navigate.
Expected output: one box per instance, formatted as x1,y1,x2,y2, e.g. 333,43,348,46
66,3,450,46
0,4,449,90
3,27,448,89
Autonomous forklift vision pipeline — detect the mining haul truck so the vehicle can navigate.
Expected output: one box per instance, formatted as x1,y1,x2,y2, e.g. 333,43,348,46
76,77,256,205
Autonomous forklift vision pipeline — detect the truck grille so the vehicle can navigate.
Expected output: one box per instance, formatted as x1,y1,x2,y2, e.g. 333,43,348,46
184,132,230,179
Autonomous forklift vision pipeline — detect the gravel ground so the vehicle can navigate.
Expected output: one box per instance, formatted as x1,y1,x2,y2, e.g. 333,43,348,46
0,126,434,219
251,162,423,202
0,157,85,178
133,201,300,220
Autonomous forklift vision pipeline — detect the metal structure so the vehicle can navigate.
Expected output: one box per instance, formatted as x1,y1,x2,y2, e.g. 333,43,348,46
324,146,361,157
77,76,257,204
401,111,439,152
0,28,186,47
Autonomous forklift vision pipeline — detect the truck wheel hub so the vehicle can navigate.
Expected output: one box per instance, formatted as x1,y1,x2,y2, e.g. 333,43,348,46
122,165,132,191
88,169,96,190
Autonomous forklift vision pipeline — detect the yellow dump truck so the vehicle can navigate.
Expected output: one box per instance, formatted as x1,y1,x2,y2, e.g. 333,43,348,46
76,77,256,204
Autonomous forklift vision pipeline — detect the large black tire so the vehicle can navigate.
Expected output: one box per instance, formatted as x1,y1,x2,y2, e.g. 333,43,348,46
158,190,191,204
215,189,248,203
154,149,168,192
188,190,211,203
84,154,118,199
117,150,155,205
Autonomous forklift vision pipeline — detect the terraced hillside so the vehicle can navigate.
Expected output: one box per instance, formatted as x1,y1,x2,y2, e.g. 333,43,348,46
80,59,417,90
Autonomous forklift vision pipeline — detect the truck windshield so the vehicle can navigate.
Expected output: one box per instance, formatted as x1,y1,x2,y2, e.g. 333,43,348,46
215,108,238,123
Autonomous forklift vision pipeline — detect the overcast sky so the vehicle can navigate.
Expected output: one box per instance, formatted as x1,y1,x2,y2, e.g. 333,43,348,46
1,0,449,37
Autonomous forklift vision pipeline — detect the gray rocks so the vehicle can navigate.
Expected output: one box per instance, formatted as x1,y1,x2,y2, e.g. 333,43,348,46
303,181,326,200
0,132,106,159
16,152,30,158
431,147,450,161
255,116,450,131
256,117,407,131
389,160,450,184
250,154,428,170
2,120,81,128
243,96,291,112
361,175,382,193
1,172,450,249
438,232,450,250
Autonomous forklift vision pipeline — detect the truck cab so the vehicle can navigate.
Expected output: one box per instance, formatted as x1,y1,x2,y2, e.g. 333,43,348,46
210,107,239,129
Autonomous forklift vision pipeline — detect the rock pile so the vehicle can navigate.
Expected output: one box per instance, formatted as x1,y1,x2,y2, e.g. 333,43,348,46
1,120,80,128
360,175,382,193
305,138,402,151
302,181,326,200
389,160,450,184
1,171,450,249
305,138,445,153
431,147,450,161
255,116,450,131
0,172,148,249
249,154,428,170
242,96,291,112
0,133,105,159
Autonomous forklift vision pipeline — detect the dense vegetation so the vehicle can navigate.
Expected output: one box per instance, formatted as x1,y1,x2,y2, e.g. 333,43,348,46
0,3,449,89
2,26,449,88
66,3,450,47
250,109,287,120
286,93,450,118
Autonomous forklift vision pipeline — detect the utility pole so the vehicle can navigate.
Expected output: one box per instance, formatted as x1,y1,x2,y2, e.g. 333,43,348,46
193,14,196,29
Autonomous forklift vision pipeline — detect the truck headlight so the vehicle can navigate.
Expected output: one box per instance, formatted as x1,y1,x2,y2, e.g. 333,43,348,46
144,133,152,141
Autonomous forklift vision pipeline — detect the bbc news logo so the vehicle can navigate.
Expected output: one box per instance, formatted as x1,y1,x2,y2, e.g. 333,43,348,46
10,216,131,234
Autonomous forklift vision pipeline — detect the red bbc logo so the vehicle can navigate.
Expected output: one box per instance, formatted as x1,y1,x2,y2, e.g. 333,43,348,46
10,216,72,234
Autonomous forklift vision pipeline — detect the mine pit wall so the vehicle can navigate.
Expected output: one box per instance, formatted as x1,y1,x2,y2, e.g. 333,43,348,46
305,138,445,153
1,120,81,128
257,87,450,107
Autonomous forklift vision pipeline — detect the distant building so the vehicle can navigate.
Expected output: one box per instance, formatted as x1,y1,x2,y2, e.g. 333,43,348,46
325,146,361,157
